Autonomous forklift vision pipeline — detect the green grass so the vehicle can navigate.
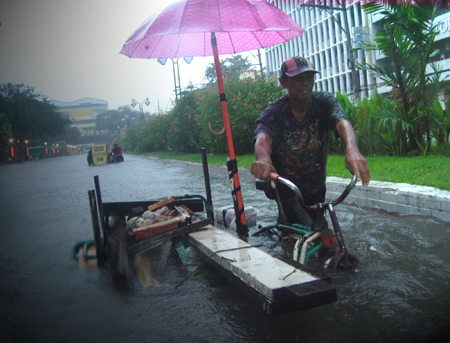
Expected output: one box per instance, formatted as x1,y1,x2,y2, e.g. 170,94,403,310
328,155,449,190
132,151,450,191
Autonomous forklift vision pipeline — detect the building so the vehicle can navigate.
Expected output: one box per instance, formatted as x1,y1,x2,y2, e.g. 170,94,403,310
50,97,108,135
265,1,450,101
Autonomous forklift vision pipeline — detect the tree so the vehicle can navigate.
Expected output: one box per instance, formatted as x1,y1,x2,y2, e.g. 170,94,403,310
0,112,13,152
355,3,446,153
0,83,70,145
204,54,254,84
59,126,81,145
95,106,141,134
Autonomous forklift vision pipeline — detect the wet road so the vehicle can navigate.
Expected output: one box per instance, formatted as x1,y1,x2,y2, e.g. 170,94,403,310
1,153,449,343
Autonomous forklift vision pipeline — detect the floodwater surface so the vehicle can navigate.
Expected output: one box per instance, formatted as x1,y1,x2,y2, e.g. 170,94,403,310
0,153,449,343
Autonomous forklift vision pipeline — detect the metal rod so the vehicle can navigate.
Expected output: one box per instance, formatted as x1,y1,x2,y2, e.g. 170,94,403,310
88,189,104,267
201,147,214,221
94,175,106,236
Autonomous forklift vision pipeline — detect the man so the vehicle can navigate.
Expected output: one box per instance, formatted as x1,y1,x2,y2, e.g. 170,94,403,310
109,143,124,162
110,143,122,156
250,56,370,228
87,147,94,166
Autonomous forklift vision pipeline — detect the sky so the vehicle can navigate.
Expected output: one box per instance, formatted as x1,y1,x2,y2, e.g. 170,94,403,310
0,0,264,114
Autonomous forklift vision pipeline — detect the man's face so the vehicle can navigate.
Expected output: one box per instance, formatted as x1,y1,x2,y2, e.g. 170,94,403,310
281,72,316,101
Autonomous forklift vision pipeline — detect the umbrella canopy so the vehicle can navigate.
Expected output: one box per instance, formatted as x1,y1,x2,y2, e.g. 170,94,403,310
120,0,303,59
120,0,304,237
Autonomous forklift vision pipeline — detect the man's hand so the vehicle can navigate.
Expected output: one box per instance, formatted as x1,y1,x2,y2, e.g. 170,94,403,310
252,133,277,180
250,160,277,180
336,120,371,186
345,148,370,186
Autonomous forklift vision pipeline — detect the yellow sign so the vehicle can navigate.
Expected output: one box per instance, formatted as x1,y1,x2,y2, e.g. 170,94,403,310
91,144,108,165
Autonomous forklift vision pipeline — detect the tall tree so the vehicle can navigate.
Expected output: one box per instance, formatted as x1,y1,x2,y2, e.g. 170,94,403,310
0,83,70,145
0,112,13,152
204,54,254,83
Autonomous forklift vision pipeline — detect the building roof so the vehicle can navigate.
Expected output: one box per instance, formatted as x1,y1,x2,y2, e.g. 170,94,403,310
50,97,108,109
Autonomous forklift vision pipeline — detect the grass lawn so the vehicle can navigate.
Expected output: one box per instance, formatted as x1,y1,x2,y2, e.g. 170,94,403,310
134,151,450,191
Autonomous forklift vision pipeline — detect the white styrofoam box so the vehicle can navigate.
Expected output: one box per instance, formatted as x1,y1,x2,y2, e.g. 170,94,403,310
215,205,258,228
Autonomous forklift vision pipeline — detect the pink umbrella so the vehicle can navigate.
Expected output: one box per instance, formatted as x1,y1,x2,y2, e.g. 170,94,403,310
120,0,304,237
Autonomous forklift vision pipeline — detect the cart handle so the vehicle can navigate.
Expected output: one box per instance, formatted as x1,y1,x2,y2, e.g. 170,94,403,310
269,172,357,211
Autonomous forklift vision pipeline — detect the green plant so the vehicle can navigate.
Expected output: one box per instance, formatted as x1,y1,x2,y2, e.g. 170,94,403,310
431,99,450,149
355,3,446,154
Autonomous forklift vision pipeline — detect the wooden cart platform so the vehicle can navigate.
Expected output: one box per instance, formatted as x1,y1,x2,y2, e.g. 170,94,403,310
189,226,336,315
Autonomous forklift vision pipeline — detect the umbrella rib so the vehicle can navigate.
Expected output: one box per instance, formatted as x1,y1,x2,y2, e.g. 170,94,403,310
241,0,270,50
228,32,237,54
250,31,264,50
178,0,190,35
215,0,223,32
266,1,303,34
174,33,184,58
147,34,163,58
243,0,264,31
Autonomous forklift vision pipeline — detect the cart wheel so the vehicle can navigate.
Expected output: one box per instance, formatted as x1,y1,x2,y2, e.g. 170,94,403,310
332,251,359,271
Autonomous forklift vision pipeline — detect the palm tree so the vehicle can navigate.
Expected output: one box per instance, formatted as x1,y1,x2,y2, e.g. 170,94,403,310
355,2,446,153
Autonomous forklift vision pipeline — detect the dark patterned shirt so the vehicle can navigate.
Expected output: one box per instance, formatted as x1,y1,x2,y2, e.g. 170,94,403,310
255,92,347,197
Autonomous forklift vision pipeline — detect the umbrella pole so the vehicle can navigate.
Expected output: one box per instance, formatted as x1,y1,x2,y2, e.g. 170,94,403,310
211,32,248,237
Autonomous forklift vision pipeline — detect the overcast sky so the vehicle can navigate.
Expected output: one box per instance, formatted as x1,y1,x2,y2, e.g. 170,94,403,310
0,0,264,114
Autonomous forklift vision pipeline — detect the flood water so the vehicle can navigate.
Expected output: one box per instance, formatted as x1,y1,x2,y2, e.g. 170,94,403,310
1,153,449,343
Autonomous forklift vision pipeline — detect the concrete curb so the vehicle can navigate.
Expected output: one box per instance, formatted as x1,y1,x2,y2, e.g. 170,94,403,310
326,177,450,223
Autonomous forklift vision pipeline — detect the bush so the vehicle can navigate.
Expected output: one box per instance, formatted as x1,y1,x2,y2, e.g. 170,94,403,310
123,75,284,155
123,77,448,158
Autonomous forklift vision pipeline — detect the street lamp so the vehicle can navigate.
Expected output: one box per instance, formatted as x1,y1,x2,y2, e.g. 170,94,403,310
8,138,15,161
131,97,150,122
157,57,193,100
24,140,30,159
121,115,135,130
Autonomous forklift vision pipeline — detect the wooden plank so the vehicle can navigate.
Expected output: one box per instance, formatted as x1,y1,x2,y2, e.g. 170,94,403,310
127,219,211,257
133,216,185,240
147,197,176,211
101,199,204,218
188,227,336,315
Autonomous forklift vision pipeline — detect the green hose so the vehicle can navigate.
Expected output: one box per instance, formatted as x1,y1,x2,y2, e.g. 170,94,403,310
70,240,95,261
304,242,323,265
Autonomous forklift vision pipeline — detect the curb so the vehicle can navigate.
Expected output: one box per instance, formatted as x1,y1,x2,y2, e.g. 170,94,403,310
326,177,450,223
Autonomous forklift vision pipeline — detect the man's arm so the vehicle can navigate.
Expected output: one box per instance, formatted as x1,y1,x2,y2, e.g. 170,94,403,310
336,119,371,186
250,133,277,180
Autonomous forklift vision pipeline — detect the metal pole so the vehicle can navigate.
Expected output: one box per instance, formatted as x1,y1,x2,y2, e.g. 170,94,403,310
201,147,214,221
258,49,264,78
211,32,248,237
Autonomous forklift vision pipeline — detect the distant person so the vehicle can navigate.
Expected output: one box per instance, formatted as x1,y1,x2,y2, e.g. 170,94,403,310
110,143,122,156
87,147,93,166
109,143,124,162
250,56,370,228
